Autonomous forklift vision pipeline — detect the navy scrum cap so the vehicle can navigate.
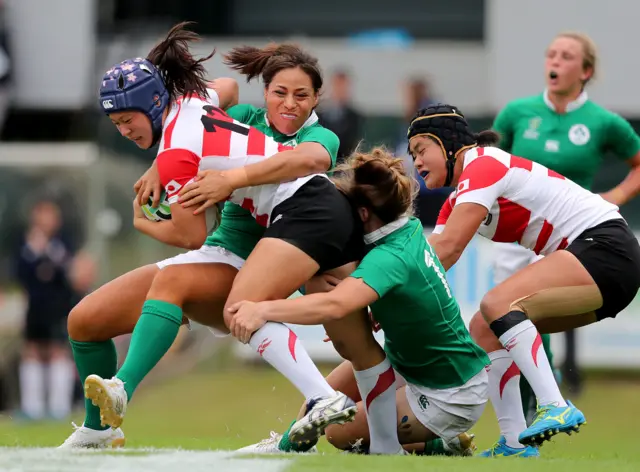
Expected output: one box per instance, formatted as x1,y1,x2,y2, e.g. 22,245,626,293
99,58,170,147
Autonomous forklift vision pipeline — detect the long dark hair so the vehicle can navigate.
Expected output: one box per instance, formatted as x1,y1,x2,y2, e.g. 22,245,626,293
146,22,214,103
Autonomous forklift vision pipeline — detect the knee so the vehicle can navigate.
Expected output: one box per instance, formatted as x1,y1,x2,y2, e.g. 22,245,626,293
68,300,108,342
479,289,506,322
147,266,186,303
468,311,489,342
325,425,352,451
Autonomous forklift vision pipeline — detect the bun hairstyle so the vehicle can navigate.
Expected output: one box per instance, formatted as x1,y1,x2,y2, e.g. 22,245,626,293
334,147,417,224
223,43,323,92
146,21,215,103
473,129,500,147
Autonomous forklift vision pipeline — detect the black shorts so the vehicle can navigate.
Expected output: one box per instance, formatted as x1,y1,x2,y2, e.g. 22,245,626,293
565,218,640,320
264,176,365,272
24,310,69,342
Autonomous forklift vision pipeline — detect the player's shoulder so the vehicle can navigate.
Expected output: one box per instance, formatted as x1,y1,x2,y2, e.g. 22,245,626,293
227,104,264,126
296,114,337,138
462,146,511,170
502,94,545,114
157,97,209,156
582,100,626,126
363,243,407,270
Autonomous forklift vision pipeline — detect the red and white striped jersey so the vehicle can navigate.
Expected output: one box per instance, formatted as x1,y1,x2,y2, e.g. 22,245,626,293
155,88,325,226
433,147,622,255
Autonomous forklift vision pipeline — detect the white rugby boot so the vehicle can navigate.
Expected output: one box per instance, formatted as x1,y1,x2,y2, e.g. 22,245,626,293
288,392,358,445
58,422,125,449
236,431,318,455
83,375,128,429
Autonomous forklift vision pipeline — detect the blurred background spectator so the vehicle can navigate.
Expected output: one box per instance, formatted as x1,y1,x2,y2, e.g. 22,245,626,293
14,200,78,420
318,70,363,164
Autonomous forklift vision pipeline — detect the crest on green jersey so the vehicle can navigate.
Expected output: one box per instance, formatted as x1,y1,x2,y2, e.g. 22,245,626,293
568,124,591,146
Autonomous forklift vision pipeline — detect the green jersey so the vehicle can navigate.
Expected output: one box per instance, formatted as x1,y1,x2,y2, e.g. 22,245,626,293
205,105,340,259
493,92,640,189
350,217,489,389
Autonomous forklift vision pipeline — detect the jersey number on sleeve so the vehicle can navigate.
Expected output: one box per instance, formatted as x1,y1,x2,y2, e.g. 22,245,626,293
201,105,250,136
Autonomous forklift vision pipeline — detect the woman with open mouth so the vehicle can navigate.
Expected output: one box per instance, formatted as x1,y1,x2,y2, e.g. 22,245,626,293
486,31,640,458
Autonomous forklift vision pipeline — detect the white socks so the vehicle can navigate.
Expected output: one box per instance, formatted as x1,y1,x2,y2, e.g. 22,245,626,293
249,322,336,401
48,358,75,419
20,360,45,419
487,350,528,448
498,319,566,407
353,358,402,454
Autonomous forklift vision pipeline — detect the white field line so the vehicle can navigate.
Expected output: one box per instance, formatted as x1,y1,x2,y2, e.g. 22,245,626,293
0,447,293,472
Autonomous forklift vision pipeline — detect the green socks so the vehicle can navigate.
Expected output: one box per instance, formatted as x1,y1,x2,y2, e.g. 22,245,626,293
278,420,317,452
422,438,446,455
69,338,118,431
116,300,183,400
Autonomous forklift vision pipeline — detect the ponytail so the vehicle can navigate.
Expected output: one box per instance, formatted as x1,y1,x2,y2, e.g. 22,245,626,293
223,43,323,91
146,22,214,103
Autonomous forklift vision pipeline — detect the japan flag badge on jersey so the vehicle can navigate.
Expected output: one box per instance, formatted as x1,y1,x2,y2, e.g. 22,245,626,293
457,179,470,194
165,180,182,195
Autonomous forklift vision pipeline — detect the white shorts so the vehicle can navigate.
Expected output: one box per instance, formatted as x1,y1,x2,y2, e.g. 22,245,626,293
156,245,245,271
405,369,488,442
492,242,542,285
156,245,245,337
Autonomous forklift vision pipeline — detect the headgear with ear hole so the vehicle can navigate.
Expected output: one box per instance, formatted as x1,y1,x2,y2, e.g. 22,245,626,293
99,58,170,148
407,104,476,186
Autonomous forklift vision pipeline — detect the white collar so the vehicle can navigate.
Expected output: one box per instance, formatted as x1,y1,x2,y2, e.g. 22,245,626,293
543,89,588,113
264,111,319,136
364,217,409,244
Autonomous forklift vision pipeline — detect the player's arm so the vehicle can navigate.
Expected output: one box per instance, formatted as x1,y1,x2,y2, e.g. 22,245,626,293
426,194,453,257
601,113,640,206
224,141,333,190
225,127,339,189
133,203,207,250
179,127,340,213
428,203,487,271
232,278,379,326
604,151,640,206
134,149,208,249
428,153,506,270
207,78,239,110
227,250,404,343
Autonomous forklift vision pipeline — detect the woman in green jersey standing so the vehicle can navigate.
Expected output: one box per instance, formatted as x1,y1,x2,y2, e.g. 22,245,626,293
228,148,489,456
61,25,362,449
482,31,640,457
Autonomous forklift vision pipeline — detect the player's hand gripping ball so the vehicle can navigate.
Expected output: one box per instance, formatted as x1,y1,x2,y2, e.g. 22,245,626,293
141,189,222,233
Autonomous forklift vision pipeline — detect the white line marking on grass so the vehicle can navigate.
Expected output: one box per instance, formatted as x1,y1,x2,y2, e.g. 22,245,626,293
0,448,292,472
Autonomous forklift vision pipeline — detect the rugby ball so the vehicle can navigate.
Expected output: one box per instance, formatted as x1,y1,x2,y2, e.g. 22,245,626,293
141,190,221,233
141,189,172,221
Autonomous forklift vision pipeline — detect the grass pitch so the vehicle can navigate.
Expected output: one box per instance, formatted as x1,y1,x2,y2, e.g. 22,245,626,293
0,364,638,471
